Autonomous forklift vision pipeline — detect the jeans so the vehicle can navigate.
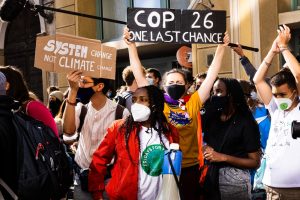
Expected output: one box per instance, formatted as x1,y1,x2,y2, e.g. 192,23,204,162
219,167,251,200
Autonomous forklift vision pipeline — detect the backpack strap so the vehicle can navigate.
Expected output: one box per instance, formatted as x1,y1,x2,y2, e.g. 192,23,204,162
0,178,18,200
77,105,88,133
115,104,125,120
122,92,132,100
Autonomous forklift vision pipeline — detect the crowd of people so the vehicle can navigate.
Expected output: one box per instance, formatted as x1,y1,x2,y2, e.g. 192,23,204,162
0,24,299,200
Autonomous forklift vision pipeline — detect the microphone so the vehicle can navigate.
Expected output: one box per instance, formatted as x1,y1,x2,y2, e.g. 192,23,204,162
228,43,259,52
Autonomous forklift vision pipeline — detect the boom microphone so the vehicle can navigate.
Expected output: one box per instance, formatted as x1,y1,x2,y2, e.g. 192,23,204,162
228,43,259,52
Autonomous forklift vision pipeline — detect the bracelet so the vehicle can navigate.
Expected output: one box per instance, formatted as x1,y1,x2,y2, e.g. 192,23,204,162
279,47,289,53
263,60,272,67
66,99,77,106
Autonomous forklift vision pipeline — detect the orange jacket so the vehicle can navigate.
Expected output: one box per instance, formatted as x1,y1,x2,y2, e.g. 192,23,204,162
88,119,179,200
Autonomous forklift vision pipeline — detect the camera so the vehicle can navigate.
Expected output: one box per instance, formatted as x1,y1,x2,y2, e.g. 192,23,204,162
291,121,300,139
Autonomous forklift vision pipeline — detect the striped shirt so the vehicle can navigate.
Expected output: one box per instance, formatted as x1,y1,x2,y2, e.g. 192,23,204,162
74,98,130,169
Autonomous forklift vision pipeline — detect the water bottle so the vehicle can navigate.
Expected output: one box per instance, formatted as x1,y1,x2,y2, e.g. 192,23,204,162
156,143,182,200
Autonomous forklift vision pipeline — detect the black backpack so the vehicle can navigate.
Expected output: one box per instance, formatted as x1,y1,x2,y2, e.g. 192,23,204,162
12,111,73,200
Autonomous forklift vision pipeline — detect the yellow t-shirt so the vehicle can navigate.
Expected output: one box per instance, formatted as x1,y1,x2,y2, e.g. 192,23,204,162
164,92,202,168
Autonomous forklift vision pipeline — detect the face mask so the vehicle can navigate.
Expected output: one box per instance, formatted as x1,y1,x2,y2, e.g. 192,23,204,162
49,100,61,117
77,87,95,104
146,77,154,85
165,84,186,100
274,97,293,111
131,103,151,122
250,91,257,100
210,95,229,112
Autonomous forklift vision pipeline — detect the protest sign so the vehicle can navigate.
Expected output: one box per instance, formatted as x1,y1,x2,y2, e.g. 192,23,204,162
127,8,226,44
34,33,117,79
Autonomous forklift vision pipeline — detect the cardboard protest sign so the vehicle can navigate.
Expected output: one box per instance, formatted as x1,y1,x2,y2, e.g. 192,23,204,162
127,8,226,44
34,33,116,79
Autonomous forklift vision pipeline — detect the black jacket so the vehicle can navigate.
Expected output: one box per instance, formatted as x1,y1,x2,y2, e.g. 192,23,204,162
0,95,18,199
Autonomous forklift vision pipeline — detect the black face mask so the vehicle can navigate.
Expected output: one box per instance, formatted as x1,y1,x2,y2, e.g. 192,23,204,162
77,87,95,104
210,95,229,112
49,100,62,117
165,84,186,100
201,95,229,120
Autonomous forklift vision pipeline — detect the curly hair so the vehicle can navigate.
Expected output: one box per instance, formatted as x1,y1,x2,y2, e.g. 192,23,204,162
119,85,171,162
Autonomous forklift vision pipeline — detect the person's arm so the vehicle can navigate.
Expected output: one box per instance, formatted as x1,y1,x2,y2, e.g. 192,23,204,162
277,24,300,93
88,122,118,200
198,33,229,103
253,38,279,105
123,27,148,87
232,45,257,82
203,146,260,169
62,70,82,135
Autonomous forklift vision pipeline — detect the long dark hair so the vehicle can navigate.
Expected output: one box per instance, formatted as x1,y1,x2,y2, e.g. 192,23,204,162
0,66,30,103
218,78,253,119
120,85,171,162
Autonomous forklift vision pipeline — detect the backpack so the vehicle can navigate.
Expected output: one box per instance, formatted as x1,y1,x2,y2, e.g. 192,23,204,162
113,92,132,108
12,110,73,200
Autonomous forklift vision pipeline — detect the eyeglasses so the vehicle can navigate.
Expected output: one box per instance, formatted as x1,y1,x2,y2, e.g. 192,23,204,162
79,79,94,85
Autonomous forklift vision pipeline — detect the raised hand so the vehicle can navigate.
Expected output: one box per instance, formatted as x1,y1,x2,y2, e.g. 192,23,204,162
277,24,291,48
223,31,230,47
232,44,245,57
66,70,82,91
123,26,134,46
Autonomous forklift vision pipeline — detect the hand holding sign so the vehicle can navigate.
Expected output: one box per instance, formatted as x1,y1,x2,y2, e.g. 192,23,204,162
123,26,133,46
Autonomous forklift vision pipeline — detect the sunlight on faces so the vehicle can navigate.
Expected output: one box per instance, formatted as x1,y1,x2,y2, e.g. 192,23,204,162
213,80,227,97
78,76,94,88
132,88,150,107
165,72,186,86
272,83,296,99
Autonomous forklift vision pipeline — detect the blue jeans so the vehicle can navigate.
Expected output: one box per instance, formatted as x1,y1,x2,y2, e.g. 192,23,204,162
219,167,251,200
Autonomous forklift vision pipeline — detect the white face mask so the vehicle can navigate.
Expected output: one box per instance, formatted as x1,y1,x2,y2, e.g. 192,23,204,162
146,77,154,85
131,103,151,122
250,91,257,100
274,97,293,111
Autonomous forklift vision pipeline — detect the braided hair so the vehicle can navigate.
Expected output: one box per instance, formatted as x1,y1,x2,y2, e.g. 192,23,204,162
119,85,171,162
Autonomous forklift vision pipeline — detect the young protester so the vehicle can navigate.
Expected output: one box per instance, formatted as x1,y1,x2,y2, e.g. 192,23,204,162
0,66,58,137
123,26,229,199
202,78,261,200
89,85,179,200
253,24,300,199
146,68,162,87
62,70,130,199
48,90,64,117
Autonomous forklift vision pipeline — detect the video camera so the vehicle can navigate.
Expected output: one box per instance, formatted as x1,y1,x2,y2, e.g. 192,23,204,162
292,121,300,139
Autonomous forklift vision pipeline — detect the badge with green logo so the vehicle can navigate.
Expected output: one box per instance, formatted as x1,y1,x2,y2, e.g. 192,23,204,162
141,144,164,176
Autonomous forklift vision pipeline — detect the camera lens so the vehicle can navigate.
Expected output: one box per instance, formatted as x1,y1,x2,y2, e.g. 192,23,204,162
291,121,300,139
